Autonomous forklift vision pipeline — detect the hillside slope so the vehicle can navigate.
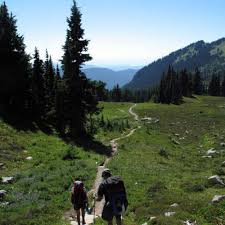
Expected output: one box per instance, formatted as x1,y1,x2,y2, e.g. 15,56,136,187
125,38,225,89
0,121,105,225
99,96,225,225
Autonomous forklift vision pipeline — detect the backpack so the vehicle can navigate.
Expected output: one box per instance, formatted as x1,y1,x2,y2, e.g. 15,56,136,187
71,181,87,205
106,176,128,215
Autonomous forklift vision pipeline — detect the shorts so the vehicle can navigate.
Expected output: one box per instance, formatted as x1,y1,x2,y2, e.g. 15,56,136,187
74,203,86,210
102,202,121,221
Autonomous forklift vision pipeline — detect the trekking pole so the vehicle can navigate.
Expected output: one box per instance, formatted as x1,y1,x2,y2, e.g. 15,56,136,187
93,195,96,224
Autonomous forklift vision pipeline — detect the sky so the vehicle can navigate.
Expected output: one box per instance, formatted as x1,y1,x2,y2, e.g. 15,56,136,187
2,0,225,68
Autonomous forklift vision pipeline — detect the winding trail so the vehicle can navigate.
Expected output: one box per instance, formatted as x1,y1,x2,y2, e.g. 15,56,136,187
129,103,139,121
65,104,140,225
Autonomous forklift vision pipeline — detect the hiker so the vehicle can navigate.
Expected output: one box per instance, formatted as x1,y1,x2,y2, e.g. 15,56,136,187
71,179,88,225
96,169,128,225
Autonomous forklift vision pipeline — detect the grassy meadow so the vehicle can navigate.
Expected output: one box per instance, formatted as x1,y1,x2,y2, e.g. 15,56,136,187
0,122,105,225
1,96,225,225
98,96,225,225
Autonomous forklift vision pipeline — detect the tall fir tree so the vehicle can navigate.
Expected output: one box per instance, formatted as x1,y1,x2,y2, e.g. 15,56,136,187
171,71,182,104
31,47,45,119
122,89,133,102
193,68,203,95
164,65,173,104
159,72,167,103
0,2,30,113
61,0,98,137
111,84,122,102
159,66,182,104
44,50,55,114
222,76,225,97
180,69,192,97
208,74,221,96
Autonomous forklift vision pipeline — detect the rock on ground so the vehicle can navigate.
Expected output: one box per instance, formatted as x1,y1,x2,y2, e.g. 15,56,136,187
208,175,225,186
0,202,9,207
206,148,217,156
150,217,156,221
1,177,14,184
165,212,175,217
170,203,179,208
26,156,33,160
202,155,212,158
183,220,197,225
172,138,180,145
0,190,7,198
212,195,225,204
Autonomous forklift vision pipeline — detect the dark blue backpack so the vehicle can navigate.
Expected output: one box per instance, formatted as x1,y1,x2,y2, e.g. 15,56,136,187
106,176,128,215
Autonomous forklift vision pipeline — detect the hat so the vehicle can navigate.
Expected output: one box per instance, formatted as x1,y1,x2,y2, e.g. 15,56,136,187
102,168,111,178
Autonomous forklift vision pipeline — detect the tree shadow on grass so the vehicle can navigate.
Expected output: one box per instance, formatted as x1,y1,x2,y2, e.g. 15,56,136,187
1,107,111,156
63,135,112,157
0,110,53,135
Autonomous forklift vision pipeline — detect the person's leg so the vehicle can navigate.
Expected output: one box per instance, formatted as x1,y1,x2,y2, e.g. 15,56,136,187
116,216,122,225
108,220,113,225
81,207,86,224
76,209,81,225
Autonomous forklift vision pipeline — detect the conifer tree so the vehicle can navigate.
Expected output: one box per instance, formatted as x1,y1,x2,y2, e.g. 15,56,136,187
180,69,191,97
111,84,122,102
164,65,173,103
193,68,203,95
122,89,133,102
56,64,61,82
159,66,182,104
62,0,98,137
31,47,45,119
172,71,182,104
44,50,55,115
222,76,225,97
90,80,108,101
0,2,30,113
159,72,166,103
208,74,221,96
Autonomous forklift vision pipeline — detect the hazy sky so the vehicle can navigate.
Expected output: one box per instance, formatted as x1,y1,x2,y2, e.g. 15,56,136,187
2,0,225,67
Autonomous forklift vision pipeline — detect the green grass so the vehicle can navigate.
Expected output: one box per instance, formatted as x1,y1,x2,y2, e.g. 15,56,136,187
95,102,134,144
0,122,104,225
2,96,225,225
100,96,225,225
98,102,133,120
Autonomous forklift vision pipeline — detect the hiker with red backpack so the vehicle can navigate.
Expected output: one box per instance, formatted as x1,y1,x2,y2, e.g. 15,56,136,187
71,179,88,225
96,169,128,225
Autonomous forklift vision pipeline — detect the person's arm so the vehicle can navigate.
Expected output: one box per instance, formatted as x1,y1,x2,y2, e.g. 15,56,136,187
71,187,75,204
122,182,128,209
96,183,104,201
83,188,88,203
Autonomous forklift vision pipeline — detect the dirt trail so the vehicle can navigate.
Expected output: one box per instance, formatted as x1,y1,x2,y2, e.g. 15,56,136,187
66,104,140,225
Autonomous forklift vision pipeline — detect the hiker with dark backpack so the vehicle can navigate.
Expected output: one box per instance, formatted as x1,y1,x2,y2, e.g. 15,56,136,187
96,169,128,225
71,179,88,225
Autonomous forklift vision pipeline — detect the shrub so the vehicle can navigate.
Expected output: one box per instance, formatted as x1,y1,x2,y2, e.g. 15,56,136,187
62,147,77,160
146,181,167,198
159,148,169,158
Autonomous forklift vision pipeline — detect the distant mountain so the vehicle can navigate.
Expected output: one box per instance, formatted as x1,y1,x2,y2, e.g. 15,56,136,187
83,67,138,89
125,38,225,89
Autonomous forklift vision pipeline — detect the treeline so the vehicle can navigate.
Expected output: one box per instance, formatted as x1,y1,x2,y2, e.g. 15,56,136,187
92,82,157,103
158,65,225,104
0,1,99,138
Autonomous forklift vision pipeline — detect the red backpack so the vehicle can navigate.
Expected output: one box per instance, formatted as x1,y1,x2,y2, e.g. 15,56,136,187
71,181,87,205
